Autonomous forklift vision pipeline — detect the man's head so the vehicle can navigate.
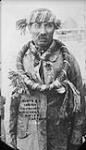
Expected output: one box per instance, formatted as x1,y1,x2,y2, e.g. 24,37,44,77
16,8,61,49
28,8,61,49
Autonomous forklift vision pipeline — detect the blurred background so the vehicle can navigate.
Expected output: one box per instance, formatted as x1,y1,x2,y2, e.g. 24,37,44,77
0,0,86,143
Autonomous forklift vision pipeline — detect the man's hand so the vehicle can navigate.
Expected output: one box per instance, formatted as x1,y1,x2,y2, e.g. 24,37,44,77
49,80,66,94
36,80,66,93
40,84,49,92
55,86,66,94
49,80,62,90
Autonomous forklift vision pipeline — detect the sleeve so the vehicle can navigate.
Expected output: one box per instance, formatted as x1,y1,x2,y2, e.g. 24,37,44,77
68,54,85,113
55,45,85,147
68,54,85,147
16,43,30,74
68,55,83,91
9,92,20,149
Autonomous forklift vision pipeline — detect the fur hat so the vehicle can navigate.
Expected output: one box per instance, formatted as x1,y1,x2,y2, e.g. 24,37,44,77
16,8,61,34
28,8,61,29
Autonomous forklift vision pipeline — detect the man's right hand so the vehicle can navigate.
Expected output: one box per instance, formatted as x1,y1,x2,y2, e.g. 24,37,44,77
40,84,49,92
49,80,62,90
49,80,66,94
55,86,66,94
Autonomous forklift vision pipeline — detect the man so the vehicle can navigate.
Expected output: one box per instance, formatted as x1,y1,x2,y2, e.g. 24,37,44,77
8,8,85,150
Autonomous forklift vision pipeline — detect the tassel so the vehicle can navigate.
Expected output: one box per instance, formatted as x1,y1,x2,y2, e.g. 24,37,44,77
16,18,28,35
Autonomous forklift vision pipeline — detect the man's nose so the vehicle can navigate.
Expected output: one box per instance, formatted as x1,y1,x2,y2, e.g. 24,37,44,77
40,25,46,34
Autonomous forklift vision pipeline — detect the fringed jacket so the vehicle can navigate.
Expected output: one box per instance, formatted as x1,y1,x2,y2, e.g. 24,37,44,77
9,39,85,150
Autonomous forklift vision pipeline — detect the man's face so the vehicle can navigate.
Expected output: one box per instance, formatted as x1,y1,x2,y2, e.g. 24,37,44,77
29,22,55,48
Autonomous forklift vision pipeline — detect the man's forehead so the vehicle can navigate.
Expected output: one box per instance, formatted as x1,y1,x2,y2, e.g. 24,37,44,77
29,9,56,24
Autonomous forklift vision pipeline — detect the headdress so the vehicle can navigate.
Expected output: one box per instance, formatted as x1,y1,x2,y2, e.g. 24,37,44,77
16,8,61,34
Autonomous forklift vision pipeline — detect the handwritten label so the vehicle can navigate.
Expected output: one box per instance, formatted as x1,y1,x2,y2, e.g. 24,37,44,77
19,94,39,120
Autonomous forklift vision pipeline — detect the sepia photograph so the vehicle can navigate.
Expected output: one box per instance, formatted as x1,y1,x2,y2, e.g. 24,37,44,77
0,0,86,150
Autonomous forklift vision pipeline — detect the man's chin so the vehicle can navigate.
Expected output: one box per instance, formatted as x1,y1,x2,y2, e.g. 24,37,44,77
37,41,49,47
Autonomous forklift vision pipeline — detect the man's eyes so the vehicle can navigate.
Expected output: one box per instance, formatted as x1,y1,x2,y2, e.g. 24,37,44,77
45,23,53,28
33,23,41,28
32,23,54,28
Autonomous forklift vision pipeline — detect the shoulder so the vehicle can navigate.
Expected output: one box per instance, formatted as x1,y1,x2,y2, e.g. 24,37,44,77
16,41,32,72
55,40,80,71
55,39,74,62
17,41,31,58
54,39,70,55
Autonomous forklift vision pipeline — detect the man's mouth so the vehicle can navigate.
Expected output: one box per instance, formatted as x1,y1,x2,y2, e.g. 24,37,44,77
40,39,47,41
39,38,47,42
